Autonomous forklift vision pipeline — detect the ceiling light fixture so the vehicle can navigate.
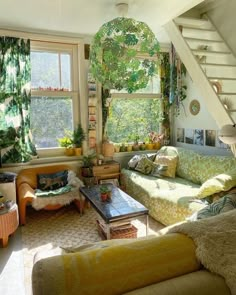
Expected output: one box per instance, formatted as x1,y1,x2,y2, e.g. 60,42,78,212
89,2,160,93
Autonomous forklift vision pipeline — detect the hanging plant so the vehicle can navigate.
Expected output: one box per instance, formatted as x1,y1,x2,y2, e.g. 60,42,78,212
169,44,187,116
89,17,160,93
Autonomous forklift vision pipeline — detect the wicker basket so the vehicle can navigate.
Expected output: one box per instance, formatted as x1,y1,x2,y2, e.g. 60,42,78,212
96,220,137,240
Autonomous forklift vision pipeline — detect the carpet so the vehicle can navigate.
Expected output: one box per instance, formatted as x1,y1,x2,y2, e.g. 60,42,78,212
21,204,164,295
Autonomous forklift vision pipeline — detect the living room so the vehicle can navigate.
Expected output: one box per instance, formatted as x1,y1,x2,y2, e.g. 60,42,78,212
0,0,236,294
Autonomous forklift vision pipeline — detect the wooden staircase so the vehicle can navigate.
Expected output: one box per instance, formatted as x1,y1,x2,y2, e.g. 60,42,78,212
164,15,236,127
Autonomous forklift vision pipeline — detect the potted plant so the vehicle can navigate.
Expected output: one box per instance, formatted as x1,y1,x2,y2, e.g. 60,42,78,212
58,136,74,156
100,185,112,202
72,123,86,156
80,152,97,178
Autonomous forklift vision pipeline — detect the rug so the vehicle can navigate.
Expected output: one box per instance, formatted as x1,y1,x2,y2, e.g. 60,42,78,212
21,204,164,295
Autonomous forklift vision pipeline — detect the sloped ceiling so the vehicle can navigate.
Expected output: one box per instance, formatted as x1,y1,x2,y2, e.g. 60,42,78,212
0,0,204,43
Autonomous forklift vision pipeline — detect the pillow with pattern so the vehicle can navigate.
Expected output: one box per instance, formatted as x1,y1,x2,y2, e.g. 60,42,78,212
154,155,178,178
134,157,154,175
151,163,168,178
37,170,68,191
188,193,236,221
128,153,156,170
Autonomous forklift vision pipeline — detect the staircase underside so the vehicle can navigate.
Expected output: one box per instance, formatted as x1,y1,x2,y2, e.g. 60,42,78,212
164,16,236,128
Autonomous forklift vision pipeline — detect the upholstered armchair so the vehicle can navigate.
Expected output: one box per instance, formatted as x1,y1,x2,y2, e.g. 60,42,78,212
16,164,83,225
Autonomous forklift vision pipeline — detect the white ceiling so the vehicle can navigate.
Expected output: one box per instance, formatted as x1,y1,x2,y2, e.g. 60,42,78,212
0,0,205,43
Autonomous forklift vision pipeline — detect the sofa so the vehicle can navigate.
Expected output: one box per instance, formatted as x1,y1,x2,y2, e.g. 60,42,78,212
16,164,83,225
32,221,232,295
121,146,236,225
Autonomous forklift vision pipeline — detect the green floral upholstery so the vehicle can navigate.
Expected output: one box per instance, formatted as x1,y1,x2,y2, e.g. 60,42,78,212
121,146,236,225
197,155,236,184
121,169,205,226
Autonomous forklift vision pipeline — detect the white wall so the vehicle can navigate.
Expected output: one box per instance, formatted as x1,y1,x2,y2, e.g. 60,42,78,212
173,74,232,156
207,0,236,57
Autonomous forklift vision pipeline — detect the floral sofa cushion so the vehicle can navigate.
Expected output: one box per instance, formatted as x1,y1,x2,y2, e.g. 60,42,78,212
158,146,202,184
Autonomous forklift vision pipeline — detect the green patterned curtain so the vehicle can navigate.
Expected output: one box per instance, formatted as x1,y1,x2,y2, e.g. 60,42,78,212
0,36,37,164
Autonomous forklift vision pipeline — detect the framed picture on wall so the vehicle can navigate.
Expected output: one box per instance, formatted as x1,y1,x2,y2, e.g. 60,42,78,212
205,130,216,147
177,128,185,143
185,129,194,144
193,129,204,146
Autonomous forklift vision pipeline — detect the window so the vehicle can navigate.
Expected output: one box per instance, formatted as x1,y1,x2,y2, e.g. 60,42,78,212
107,74,162,144
30,41,79,149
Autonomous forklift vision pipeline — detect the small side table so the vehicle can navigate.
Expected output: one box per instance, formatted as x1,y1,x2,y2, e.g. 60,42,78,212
0,204,19,247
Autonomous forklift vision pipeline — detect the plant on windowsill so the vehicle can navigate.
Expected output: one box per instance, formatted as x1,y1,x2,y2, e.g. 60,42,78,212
72,123,86,156
58,136,74,156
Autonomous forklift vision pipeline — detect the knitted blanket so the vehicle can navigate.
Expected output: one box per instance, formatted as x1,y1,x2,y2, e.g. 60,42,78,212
169,209,236,294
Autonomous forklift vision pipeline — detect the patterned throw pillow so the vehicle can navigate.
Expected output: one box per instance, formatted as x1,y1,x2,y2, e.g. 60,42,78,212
134,157,154,175
151,163,168,178
128,153,156,170
37,170,68,191
197,168,236,199
154,155,178,178
188,193,236,221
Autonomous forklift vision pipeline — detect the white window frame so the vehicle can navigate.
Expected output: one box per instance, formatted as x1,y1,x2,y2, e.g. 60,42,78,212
31,41,80,157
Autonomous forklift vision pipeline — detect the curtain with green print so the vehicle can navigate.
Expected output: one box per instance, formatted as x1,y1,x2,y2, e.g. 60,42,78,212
0,36,37,164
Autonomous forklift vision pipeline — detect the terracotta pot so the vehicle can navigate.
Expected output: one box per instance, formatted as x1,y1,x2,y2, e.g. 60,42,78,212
100,193,108,202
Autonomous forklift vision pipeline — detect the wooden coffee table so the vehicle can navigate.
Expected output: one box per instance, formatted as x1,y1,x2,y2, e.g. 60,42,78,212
80,184,149,239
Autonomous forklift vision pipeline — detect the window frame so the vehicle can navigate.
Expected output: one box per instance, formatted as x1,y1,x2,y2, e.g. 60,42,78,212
30,40,80,157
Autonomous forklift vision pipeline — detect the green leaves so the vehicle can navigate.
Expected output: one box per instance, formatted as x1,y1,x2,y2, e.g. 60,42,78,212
90,17,160,93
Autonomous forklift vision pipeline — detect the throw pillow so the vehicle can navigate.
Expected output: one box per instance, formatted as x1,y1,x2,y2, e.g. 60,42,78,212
188,193,236,221
197,168,236,199
37,170,68,191
154,155,178,178
134,157,154,175
151,163,168,178
128,153,156,170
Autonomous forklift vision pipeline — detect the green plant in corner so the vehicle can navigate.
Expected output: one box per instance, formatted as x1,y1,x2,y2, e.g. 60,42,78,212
72,123,86,148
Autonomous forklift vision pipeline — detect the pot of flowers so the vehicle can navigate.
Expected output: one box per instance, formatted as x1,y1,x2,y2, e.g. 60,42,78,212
72,123,86,156
58,136,74,156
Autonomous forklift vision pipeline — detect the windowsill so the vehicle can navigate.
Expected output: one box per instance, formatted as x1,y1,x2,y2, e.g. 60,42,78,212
0,149,158,173
0,155,83,173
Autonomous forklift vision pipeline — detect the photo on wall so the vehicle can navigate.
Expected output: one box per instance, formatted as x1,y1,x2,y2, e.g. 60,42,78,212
205,130,216,146
177,128,185,143
185,129,194,144
216,130,228,149
193,129,204,146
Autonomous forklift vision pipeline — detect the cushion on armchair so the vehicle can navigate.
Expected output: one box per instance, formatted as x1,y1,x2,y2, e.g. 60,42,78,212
37,170,68,191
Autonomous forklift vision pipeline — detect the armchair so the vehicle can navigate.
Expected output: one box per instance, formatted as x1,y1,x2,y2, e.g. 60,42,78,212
16,164,82,225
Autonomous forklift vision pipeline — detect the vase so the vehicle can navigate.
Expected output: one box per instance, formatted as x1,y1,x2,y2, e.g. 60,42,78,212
64,148,74,156
102,143,114,157
74,147,82,156
146,143,154,150
153,142,161,150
